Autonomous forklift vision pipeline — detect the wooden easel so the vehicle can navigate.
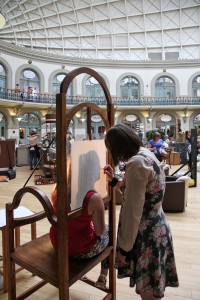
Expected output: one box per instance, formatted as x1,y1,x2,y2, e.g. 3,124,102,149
6,67,116,299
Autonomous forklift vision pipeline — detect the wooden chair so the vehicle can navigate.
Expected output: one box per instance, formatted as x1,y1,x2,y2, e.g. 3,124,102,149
6,67,116,299
0,206,37,292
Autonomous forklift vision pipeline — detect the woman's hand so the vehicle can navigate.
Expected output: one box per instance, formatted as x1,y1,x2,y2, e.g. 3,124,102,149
102,165,114,182
148,147,155,152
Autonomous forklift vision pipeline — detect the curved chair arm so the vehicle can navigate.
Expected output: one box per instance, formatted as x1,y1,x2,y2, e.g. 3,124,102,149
6,186,57,227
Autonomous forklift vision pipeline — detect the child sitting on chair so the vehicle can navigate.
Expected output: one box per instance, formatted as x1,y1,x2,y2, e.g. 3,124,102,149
49,151,109,289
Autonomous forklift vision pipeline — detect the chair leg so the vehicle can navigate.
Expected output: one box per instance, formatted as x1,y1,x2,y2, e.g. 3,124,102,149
1,222,36,294
31,222,37,240
15,227,20,248
2,228,8,292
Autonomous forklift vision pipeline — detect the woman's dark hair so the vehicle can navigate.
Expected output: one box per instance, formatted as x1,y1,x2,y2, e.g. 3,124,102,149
105,124,143,166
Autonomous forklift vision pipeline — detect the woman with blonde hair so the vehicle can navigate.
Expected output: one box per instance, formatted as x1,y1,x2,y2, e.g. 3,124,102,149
147,131,167,162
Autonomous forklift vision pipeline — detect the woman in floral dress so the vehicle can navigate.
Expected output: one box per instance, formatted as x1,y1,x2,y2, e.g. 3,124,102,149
103,124,179,300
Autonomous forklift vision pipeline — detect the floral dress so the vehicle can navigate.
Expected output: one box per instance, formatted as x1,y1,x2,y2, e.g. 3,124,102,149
115,151,179,298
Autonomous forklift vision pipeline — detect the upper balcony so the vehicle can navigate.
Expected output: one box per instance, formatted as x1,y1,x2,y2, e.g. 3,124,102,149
0,89,200,109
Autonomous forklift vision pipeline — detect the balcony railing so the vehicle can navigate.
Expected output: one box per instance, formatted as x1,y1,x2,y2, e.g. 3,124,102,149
1,90,200,107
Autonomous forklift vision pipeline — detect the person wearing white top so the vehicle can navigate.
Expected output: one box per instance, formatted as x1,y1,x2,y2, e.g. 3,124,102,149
27,131,40,170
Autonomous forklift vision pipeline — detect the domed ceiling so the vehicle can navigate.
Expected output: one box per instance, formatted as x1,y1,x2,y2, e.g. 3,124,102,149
0,0,200,61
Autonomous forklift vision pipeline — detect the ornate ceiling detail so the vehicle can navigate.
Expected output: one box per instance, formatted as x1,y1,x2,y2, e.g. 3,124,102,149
0,0,200,61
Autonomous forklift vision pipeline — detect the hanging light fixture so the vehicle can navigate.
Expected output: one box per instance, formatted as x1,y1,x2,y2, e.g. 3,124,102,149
0,13,6,29
16,116,23,122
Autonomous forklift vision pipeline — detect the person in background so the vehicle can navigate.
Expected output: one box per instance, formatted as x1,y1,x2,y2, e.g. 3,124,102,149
197,139,200,155
147,131,167,161
185,131,191,144
138,130,143,140
188,139,200,159
164,134,170,144
103,124,179,300
27,131,40,170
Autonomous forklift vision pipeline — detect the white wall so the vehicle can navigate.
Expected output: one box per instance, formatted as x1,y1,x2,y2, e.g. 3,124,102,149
1,52,200,97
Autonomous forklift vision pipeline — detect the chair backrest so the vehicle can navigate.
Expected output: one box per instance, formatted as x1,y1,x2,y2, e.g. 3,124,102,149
163,178,186,212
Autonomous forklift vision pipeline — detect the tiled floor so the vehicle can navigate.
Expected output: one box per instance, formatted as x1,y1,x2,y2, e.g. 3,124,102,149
0,165,200,299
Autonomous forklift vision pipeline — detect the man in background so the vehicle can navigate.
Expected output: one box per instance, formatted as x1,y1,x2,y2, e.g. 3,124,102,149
27,131,40,170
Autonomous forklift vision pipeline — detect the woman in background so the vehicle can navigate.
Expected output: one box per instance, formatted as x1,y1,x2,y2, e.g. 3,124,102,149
147,131,167,162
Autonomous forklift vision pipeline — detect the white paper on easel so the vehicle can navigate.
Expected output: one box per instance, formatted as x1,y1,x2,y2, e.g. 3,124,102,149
71,140,107,210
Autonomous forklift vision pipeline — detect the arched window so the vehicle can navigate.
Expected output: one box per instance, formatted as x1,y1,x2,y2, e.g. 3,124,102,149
91,114,105,139
86,77,104,98
193,114,200,137
18,113,40,144
120,76,140,98
122,114,141,131
156,114,176,138
19,69,40,100
0,64,6,93
192,76,200,97
53,73,73,96
155,76,175,98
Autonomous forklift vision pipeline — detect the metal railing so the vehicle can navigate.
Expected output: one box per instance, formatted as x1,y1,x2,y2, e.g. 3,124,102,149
1,90,200,107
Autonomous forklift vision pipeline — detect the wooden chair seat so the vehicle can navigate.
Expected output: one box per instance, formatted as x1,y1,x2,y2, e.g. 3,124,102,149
11,233,113,288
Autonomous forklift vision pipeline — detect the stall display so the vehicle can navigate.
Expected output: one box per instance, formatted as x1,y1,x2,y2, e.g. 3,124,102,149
0,140,16,179
16,145,30,166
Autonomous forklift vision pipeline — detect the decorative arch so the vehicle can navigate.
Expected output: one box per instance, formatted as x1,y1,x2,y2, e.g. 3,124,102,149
189,111,200,136
18,112,41,144
48,69,77,95
15,64,45,93
60,67,114,126
151,72,180,97
116,72,144,97
152,111,180,138
0,57,12,90
188,72,200,97
117,111,145,133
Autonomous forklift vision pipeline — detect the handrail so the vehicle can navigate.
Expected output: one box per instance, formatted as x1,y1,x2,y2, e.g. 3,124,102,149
1,89,200,107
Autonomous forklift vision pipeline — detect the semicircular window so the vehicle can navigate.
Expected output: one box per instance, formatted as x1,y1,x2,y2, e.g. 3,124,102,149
120,76,140,98
122,114,140,130
19,69,40,101
156,114,176,138
0,64,7,94
86,76,104,98
155,76,175,98
53,73,73,96
192,75,200,97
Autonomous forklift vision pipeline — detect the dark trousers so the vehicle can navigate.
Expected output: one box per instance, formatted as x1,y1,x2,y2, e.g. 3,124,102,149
29,150,37,168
